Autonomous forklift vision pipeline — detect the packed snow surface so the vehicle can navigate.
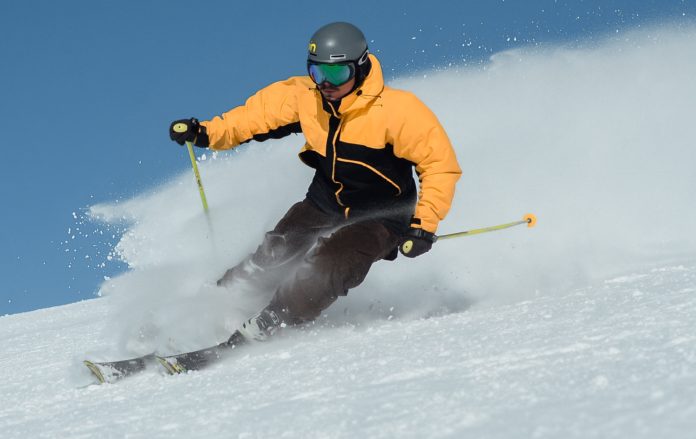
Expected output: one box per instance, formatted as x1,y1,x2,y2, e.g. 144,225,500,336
1,264,695,438
2,26,696,438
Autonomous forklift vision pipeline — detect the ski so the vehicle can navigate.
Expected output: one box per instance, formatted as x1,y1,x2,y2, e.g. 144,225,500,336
84,331,249,383
156,330,248,375
83,354,155,384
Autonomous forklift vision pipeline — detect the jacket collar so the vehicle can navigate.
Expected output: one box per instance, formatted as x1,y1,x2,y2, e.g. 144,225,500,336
318,54,385,116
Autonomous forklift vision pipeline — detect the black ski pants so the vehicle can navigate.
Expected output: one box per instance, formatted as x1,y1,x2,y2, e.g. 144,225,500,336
218,199,401,322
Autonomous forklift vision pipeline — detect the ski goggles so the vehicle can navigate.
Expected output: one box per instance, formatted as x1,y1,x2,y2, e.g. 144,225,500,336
307,62,356,86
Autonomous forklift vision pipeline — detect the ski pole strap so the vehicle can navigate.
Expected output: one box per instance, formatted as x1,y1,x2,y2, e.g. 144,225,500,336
436,213,537,241
186,140,209,212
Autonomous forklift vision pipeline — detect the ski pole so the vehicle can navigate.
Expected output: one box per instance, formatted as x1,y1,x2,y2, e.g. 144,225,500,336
436,213,537,241
184,140,209,213
171,122,210,212
174,123,208,214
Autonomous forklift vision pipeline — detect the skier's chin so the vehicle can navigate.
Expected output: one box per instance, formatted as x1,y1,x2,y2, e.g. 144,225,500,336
317,77,355,102
320,88,341,101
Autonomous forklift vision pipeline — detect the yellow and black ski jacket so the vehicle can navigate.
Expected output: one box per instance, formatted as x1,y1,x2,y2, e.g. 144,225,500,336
201,55,461,234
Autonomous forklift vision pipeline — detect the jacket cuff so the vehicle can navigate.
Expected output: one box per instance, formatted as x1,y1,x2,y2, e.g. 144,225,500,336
193,125,210,148
409,216,422,228
409,216,438,234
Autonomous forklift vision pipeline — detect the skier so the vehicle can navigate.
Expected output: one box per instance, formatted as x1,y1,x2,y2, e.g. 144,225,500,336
169,22,461,342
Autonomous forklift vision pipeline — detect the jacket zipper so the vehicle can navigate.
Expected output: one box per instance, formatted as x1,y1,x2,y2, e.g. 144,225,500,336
325,102,350,218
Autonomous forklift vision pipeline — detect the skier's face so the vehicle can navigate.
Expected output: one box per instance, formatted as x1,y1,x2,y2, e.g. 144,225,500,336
317,77,356,102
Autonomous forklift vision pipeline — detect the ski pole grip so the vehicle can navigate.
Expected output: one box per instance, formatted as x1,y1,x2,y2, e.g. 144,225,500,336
401,240,414,254
173,122,189,133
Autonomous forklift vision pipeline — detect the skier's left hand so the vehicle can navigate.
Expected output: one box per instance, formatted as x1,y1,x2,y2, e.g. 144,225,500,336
399,227,436,258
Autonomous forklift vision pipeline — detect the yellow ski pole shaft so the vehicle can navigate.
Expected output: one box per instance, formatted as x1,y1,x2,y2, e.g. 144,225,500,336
185,140,209,213
436,213,537,241
172,122,210,213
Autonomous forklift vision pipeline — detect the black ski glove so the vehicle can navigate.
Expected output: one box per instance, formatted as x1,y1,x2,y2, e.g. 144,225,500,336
169,118,209,147
399,227,437,258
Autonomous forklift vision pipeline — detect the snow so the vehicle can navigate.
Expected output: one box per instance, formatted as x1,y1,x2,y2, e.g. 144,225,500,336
2,25,696,438
1,264,694,438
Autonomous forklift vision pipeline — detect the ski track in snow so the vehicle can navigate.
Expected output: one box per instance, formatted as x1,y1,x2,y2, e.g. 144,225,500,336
0,264,695,438
3,25,696,438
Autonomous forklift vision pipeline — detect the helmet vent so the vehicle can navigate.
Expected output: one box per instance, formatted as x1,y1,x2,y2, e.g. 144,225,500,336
330,54,347,60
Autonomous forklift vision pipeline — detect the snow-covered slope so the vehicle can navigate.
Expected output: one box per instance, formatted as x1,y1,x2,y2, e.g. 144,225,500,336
2,25,696,438
1,263,694,438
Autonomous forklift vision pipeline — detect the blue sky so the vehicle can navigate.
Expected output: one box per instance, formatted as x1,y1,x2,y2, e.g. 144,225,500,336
1,0,693,315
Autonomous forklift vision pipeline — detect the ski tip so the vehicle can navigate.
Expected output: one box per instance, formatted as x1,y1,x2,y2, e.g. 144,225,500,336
523,213,537,228
83,360,106,384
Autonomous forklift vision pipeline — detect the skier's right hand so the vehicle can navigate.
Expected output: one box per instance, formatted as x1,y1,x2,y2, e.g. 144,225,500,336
399,227,436,258
169,118,209,147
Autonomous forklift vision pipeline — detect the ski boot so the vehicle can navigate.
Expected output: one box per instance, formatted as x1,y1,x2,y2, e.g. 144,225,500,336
237,307,287,342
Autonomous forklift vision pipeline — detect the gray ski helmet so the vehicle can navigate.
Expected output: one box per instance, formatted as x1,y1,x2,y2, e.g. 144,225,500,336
307,22,369,65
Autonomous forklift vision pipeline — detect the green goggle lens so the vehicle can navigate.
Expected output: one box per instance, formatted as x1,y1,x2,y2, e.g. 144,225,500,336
307,63,355,86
